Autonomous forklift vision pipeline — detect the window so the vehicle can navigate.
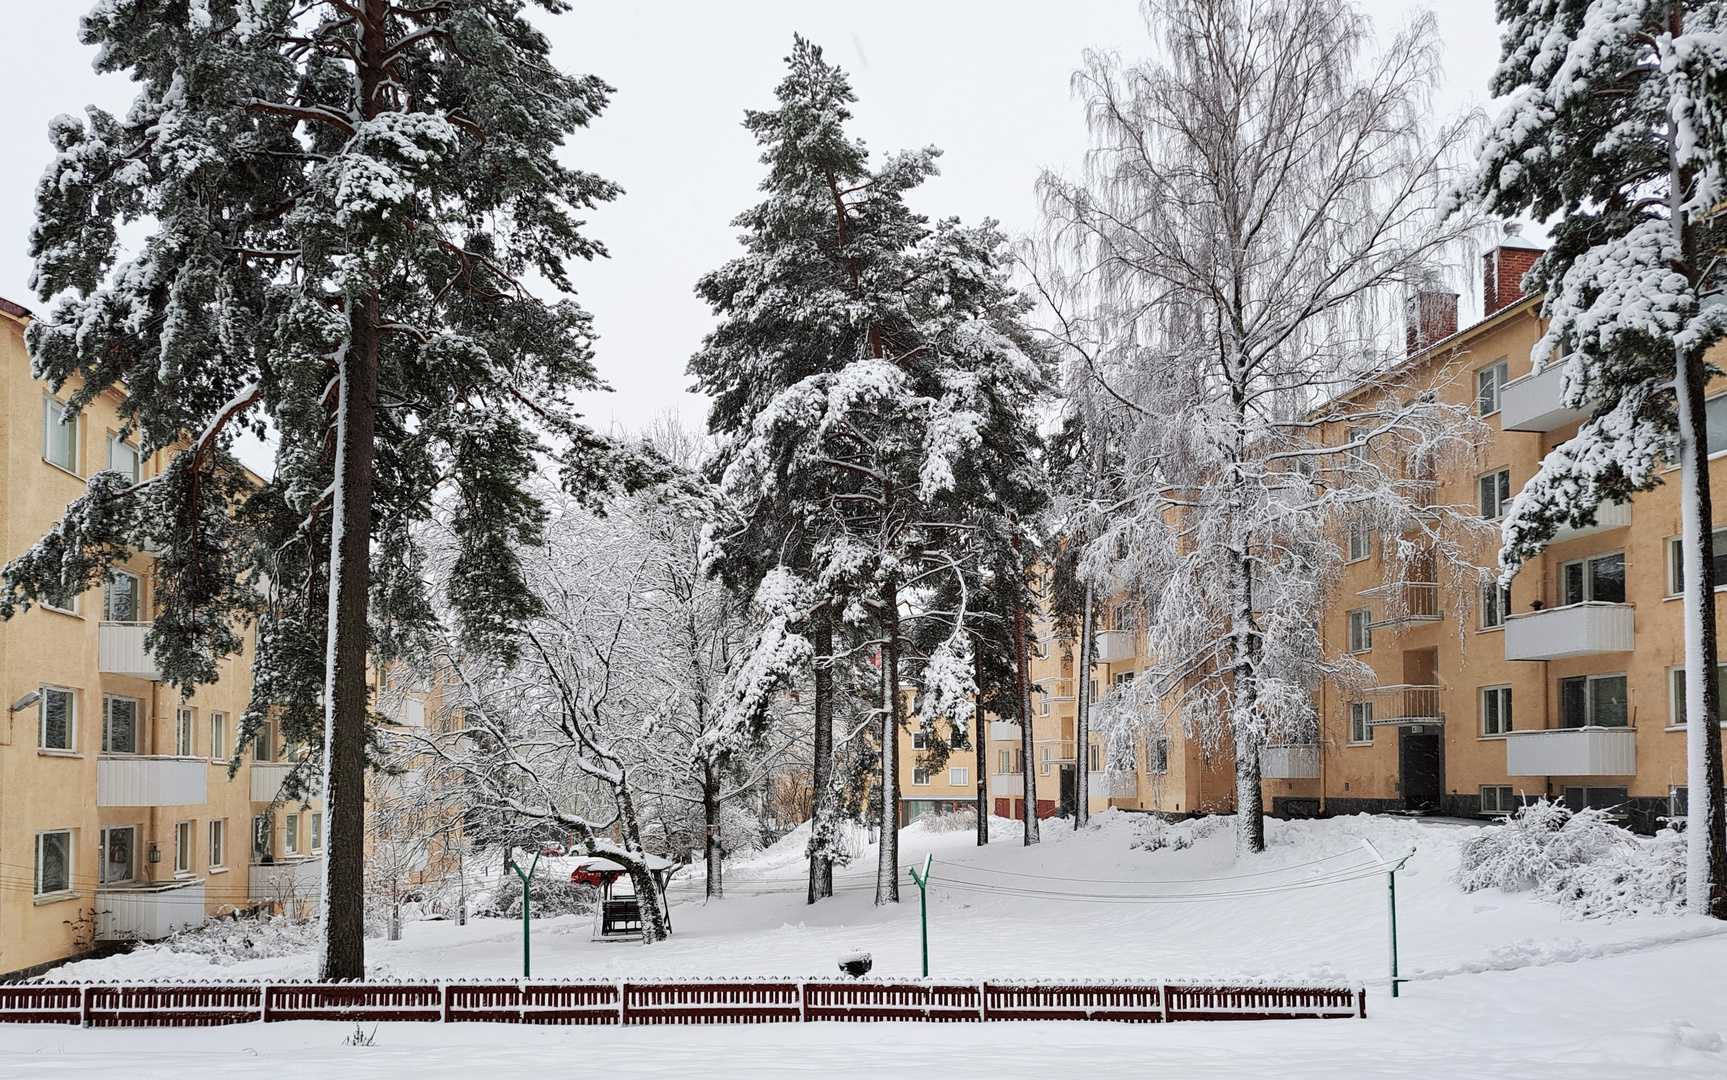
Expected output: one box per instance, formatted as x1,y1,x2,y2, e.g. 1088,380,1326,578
102,695,139,754
1481,582,1513,629
311,812,323,852
1345,425,1368,461
209,819,226,870
1146,738,1169,774
285,813,300,855
176,707,194,757
1088,743,1101,771
1113,671,1135,689
949,767,968,786
100,825,135,885
1708,393,1727,455
998,748,1013,774
253,815,271,861
1560,673,1629,728
911,768,930,787
253,721,274,762
1667,530,1727,595
38,686,74,751
104,570,141,623
1349,701,1373,744
404,698,425,727
1039,695,1050,716
1347,516,1372,562
1039,746,1050,775
42,396,78,472
106,434,141,484
35,831,72,896
210,711,227,760
1481,686,1513,736
1561,551,1625,605
1477,360,1509,416
911,731,928,751
1347,609,1372,653
1480,786,1518,815
1668,665,1727,726
1478,468,1512,519
175,820,192,874
1562,786,1629,818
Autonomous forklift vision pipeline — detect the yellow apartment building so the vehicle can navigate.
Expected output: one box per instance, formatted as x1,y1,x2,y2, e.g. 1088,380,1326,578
0,297,322,978
1261,235,1724,833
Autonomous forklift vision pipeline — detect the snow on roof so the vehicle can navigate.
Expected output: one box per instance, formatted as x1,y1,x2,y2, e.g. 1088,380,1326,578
0,296,31,321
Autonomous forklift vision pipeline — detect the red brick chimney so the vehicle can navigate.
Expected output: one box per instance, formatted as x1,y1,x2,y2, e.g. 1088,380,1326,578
1483,225,1544,316
1405,289,1459,357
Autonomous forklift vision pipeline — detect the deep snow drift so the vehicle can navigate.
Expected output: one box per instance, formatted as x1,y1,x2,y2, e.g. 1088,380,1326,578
8,811,1725,1078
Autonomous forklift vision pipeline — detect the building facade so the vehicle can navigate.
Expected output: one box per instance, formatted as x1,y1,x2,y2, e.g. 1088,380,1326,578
0,298,322,978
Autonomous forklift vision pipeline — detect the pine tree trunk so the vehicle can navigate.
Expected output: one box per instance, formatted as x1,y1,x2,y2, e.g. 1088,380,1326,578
1675,339,1727,918
1231,546,1266,854
875,579,902,905
614,785,670,942
808,612,835,902
1014,575,1040,845
1074,581,1094,828
703,759,723,900
974,646,989,846
317,294,378,981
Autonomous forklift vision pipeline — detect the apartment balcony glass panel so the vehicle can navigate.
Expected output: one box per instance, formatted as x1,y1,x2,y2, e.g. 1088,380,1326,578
1499,363,1594,432
987,721,1022,742
1259,744,1322,778
96,879,205,941
1503,603,1635,661
250,761,293,803
1504,726,1637,776
1549,499,1631,544
1094,629,1136,663
97,622,162,681
988,773,1025,797
249,856,324,903
96,755,208,807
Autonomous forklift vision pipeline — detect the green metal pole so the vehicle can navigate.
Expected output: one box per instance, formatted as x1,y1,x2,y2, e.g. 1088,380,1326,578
907,854,933,977
1388,868,1399,998
508,851,542,980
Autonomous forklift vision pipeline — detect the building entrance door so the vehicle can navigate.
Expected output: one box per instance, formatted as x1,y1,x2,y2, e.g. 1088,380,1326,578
1058,764,1076,817
1399,726,1442,812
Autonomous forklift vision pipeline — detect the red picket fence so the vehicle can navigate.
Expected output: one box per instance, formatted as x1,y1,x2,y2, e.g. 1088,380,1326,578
0,978,1365,1027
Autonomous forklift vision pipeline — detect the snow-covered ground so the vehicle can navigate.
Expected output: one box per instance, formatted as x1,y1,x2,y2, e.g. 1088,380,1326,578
5,812,1725,1078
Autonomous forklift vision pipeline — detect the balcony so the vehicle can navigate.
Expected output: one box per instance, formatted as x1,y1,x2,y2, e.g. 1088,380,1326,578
1087,771,1139,798
1500,363,1595,432
249,856,324,903
989,773,1025,797
251,762,293,802
1504,726,1637,776
1035,677,1075,702
96,756,207,807
1095,630,1136,663
1363,685,1443,726
1504,602,1634,661
1363,583,1442,630
1549,499,1631,545
96,879,205,941
1259,744,1321,779
98,622,161,681
987,721,1023,742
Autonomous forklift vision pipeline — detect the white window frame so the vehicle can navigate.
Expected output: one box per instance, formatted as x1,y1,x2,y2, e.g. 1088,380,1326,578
1667,529,1727,596
1345,425,1368,462
252,815,271,862
911,768,931,787
106,433,142,484
209,819,226,870
102,695,140,755
100,824,136,885
1478,467,1512,520
35,830,73,896
1039,745,1050,776
1088,743,1101,772
310,812,323,853
949,766,968,787
911,731,928,751
1476,359,1509,416
210,711,227,761
174,820,193,875
997,748,1012,774
104,569,142,623
1349,701,1373,745
1480,785,1516,815
1145,738,1169,775
1481,685,1513,737
1561,551,1626,606
42,395,79,474
1668,664,1727,727
1346,515,1372,563
176,707,194,757
38,685,75,752
1560,672,1630,729
284,813,300,855
1347,609,1372,654
1481,582,1512,630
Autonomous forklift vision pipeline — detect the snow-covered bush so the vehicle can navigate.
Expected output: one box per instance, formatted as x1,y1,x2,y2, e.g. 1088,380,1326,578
161,914,320,965
474,873,597,920
1132,814,1230,852
915,809,977,834
1457,800,1685,918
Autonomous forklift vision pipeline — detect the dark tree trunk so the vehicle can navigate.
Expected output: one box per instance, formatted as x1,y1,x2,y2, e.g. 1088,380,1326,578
974,646,988,846
1013,568,1039,846
1074,581,1095,829
875,579,902,904
808,611,835,902
703,758,723,900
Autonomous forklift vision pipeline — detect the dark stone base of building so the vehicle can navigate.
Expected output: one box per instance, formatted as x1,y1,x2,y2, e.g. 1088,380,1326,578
1271,793,1672,835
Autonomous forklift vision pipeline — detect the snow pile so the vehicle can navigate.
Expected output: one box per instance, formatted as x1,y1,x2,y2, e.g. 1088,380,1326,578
913,809,977,834
1130,813,1231,852
1457,800,1685,918
155,914,321,966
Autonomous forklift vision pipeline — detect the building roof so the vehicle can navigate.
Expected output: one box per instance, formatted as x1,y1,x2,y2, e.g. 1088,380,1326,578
0,296,31,321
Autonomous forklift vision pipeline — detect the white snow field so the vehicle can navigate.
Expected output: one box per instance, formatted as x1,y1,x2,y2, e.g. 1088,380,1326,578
5,812,1725,1078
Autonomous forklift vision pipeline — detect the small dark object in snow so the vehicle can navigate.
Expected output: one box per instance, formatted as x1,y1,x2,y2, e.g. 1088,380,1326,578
838,951,872,978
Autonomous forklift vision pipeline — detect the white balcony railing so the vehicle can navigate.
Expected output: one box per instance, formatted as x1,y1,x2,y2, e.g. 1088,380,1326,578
1087,770,1139,798
249,856,324,903
1549,499,1632,544
98,622,161,681
1504,726,1637,776
1094,630,1136,664
1259,744,1322,779
987,721,1022,743
1036,677,1075,701
96,879,205,941
1503,602,1635,661
250,762,293,802
988,773,1025,798
1363,582,1442,629
96,756,208,807
1499,363,1595,433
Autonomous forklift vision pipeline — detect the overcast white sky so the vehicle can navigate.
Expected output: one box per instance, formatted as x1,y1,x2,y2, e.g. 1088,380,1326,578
0,0,1504,442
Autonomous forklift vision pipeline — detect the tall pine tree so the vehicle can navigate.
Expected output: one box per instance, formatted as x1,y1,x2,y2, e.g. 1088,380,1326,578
1463,0,1727,917
8,0,633,976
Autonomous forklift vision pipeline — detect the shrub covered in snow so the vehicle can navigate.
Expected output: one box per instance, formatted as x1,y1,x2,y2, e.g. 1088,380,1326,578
1457,800,1685,919
474,872,597,920
1132,814,1231,852
161,913,321,965
915,810,977,834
